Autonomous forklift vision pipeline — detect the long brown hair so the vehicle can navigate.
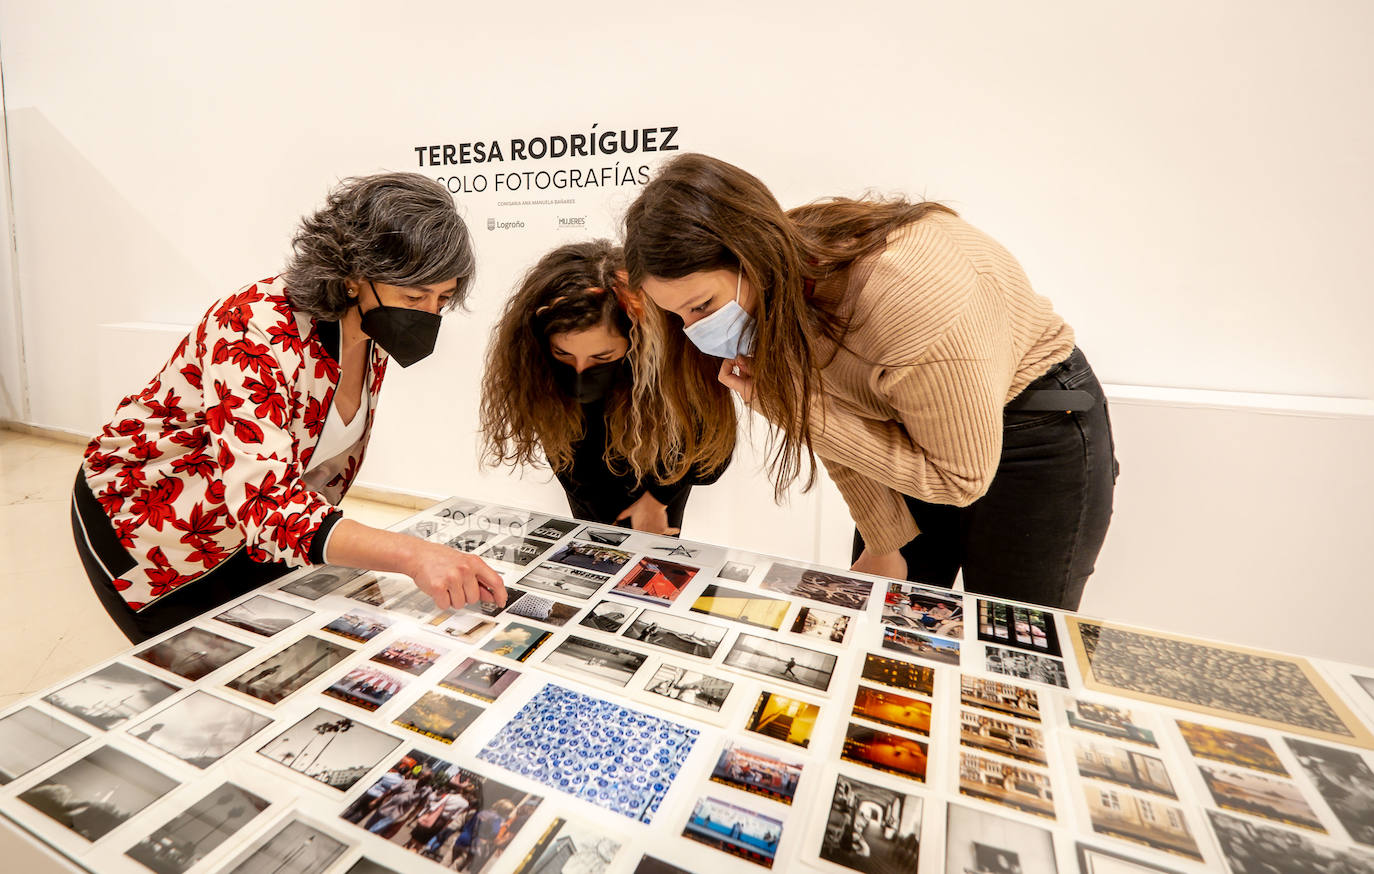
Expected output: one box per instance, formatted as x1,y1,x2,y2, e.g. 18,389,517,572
623,153,953,497
481,239,735,483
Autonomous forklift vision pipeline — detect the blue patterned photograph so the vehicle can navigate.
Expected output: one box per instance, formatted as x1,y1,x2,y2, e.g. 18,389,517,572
477,684,698,823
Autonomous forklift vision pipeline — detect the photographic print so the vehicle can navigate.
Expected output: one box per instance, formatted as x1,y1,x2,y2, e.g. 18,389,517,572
393,691,483,745
1066,698,1158,747
1199,762,1324,831
1358,675,1374,704
226,636,351,705
961,710,1048,766
612,557,700,606
126,782,270,874
550,540,633,574
214,595,311,637
322,608,391,643
862,653,936,696
404,517,465,543
446,527,496,553
1208,810,1374,874
130,691,272,768
379,587,446,622
506,592,581,626
529,517,578,541
761,562,872,611
135,626,252,681
683,796,782,869
1074,843,1184,874
723,633,838,692
709,741,803,804
791,606,851,644
1175,720,1287,775
521,562,609,600
959,751,1055,818
371,637,448,675
428,611,496,644
513,817,621,874
480,622,552,662
0,707,87,785
224,817,349,874
622,608,727,659
440,658,520,703
961,675,1042,722
1073,737,1176,798
634,857,693,874
690,585,788,630
346,574,413,607
1066,617,1374,748
944,803,1058,874
579,599,636,633
482,534,557,567
852,685,933,736
19,745,178,841
1286,737,1374,845
543,635,648,687
576,525,632,546
477,684,694,823
343,860,404,874
842,723,929,782
280,565,365,600
986,645,1069,687
881,626,960,665
258,708,400,791
434,498,483,520
977,599,1061,656
1082,785,1202,861
820,773,922,874
43,661,179,730
644,663,734,712
718,561,755,583
324,665,408,712
882,583,963,637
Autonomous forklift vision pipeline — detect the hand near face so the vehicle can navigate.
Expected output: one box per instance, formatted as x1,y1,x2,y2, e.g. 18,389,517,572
717,355,755,404
616,491,680,535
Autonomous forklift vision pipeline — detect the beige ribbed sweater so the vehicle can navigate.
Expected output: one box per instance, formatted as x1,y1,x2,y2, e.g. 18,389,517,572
806,211,1076,555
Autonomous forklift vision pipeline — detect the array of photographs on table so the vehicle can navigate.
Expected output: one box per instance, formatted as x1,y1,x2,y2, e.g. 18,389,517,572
690,585,788,630
818,772,922,874
428,612,496,644
863,653,935,697
1072,735,1176,798
43,661,179,730
278,565,366,600
943,803,1057,874
226,636,350,705
324,665,407,712
135,626,252,680
18,745,178,841
851,685,932,736
881,626,960,666
543,635,649,687
961,675,1041,722
258,707,400,791
977,599,1061,656
214,595,311,637
1207,810,1374,874
1197,761,1324,831
986,645,1069,688
612,557,700,606
724,633,837,692
1066,697,1158,746
126,781,270,874
1175,720,1287,775
579,600,636,633
709,741,803,804
842,723,928,782
644,663,734,712
958,751,1054,818
1074,842,1184,874
224,816,349,874
550,540,633,575
440,658,520,702
323,608,391,643
0,707,87,785
717,561,755,583
791,606,850,644
622,609,726,658
130,691,272,768
480,622,551,662
683,795,782,868
512,816,622,874
960,710,1047,766
393,691,483,745
745,691,819,748
1066,617,1374,747
371,638,447,675
1285,737,1374,845
505,592,581,626
881,583,963,638
762,563,871,611
521,562,610,600
1081,783,1202,860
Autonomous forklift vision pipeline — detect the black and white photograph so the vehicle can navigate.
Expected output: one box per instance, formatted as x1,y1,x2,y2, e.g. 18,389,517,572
820,773,922,874
18,745,179,841
467,584,529,617
960,710,1047,766
280,566,367,600
1074,843,1184,874
958,751,1055,818
43,661,179,730
380,587,447,622
513,817,622,874
506,592,581,626
429,612,497,644
346,574,414,607
445,527,497,553
881,626,960,666
1285,737,1374,845
961,675,1042,722
579,599,637,633
135,626,253,681
126,782,271,874
226,636,351,705
224,817,350,874
1199,762,1324,831
1073,737,1176,798
635,857,694,873
691,584,789,630
130,691,273,768
403,517,465,543
0,707,87,784
529,517,579,541
214,595,312,637
882,583,964,638
622,608,727,659
717,561,755,583
258,708,401,791
543,635,649,687
791,606,850,644
371,637,448,676
521,562,610,600
550,540,633,574
709,742,802,803
644,663,734,712
322,608,391,643
724,633,838,692
392,691,483,745
1208,810,1374,874
682,795,782,868
482,534,558,567
1082,785,1202,860
344,859,405,874
324,665,408,712
1357,675,1374,704
986,645,1069,688
977,599,1061,656
440,657,521,702
576,525,632,546
944,803,1059,874
761,562,872,611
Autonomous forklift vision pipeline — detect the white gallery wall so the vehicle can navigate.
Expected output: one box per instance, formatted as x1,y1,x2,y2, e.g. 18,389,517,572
0,1,1371,663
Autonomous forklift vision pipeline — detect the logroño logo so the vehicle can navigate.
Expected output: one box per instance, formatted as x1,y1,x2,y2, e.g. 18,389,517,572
488,218,526,231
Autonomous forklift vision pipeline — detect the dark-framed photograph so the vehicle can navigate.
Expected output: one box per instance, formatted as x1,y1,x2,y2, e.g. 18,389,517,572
977,599,1061,656
724,633,837,692
790,606,851,644
961,675,1041,722
717,561,755,583
842,723,929,782
579,599,637,633
392,691,483,745
958,751,1054,818
1073,736,1176,798
549,540,633,574
690,585,788,630
1285,736,1374,845
1198,761,1323,831
439,657,520,702
258,707,400,791
279,565,365,600
682,795,782,868
761,562,872,611
745,691,820,748
505,592,581,626
862,653,935,696
944,803,1057,874
18,745,178,841
1207,810,1374,874
622,608,727,658
851,685,932,736
370,637,448,676
126,782,270,874
960,709,1047,766
644,663,734,712
1074,842,1183,874
986,645,1068,687
135,626,252,681
542,635,649,687
213,595,311,637
819,772,922,873
709,741,802,804
1081,784,1202,861
1175,720,1287,775
130,691,272,768
322,608,391,643
43,661,179,730
521,562,610,600
612,557,700,606
882,583,963,638
0,707,87,785
512,816,622,874
226,635,351,705
1065,698,1158,747
480,622,552,662
223,817,350,874
881,626,960,665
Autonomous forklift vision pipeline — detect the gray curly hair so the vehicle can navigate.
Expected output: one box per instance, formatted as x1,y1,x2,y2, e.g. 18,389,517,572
283,172,474,319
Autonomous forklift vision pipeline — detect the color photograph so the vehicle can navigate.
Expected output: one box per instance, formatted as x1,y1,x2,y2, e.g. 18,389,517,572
709,741,803,804
439,658,520,702
480,622,552,662
820,773,922,874
134,626,252,681
371,637,448,675
126,782,271,874
881,583,963,638
1072,737,1176,798
622,608,727,658
745,691,820,748
258,708,401,791
226,636,351,705
977,599,1061,656
1175,720,1287,775
682,796,782,869
943,804,1057,874
881,626,960,666
986,645,1069,688
691,584,788,630
851,685,933,736
521,562,610,600
612,557,700,606
1199,762,1324,831
790,606,850,643
549,540,633,574
761,562,872,611
960,710,1047,766
19,745,178,841
1082,785,1202,861
1065,698,1158,747
723,633,837,692
130,691,272,768
644,663,734,712
961,675,1042,722
322,608,391,643
428,612,496,644
43,661,179,730
393,691,483,745
224,817,350,874
862,653,935,696
0,707,87,785
214,595,311,637
958,751,1055,818
841,724,929,782
324,665,408,712
542,635,648,687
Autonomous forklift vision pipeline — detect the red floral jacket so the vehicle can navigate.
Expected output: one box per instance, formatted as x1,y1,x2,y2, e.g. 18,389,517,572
81,277,388,610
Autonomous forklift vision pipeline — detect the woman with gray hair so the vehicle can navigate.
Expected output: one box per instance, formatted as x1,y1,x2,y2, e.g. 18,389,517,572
71,172,505,642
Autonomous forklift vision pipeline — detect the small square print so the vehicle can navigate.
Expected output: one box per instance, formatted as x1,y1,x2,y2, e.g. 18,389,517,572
322,608,391,643
214,595,311,637
370,637,448,676
428,612,496,644
820,773,923,872
19,746,179,841
135,626,252,681
790,606,850,644
279,565,365,600
644,663,734,713
258,707,401,791
529,517,579,541
745,691,820,749
125,781,270,874
1065,698,1158,747
439,658,520,703
0,707,87,785
851,685,932,736
881,583,964,637
521,562,610,600
226,636,351,705
682,796,782,868
392,691,483,745
506,592,580,626
709,741,803,804
44,662,179,730
323,666,408,712
482,535,557,567
130,691,272,768
579,600,637,633
717,561,755,583
841,723,929,782
958,751,1055,818
480,622,552,662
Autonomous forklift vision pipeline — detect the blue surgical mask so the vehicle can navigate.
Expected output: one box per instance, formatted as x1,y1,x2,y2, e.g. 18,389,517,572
683,271,755,358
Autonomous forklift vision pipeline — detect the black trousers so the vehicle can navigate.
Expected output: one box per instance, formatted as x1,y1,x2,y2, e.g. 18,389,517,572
71,469,291,643
564,485,695,532
852,347,1118,611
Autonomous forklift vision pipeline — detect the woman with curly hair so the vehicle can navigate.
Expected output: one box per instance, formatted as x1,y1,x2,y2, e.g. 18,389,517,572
72,172,506,642
480,240,733,534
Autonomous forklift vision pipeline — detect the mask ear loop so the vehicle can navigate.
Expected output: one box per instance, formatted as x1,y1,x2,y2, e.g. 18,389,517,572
610,270,644,319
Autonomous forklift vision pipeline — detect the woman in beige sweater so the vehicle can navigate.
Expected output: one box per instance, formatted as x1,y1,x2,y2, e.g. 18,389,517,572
623,154,1116,610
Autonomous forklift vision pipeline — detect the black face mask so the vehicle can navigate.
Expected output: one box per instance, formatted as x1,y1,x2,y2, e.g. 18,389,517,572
358,281,441,367
553,358,627,404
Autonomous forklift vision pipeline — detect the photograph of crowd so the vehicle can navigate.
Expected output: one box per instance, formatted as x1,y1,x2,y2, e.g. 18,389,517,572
881,584,963,638
985,645,1069,688
372,638,448,675
135,626,252,681
258,707,400,791
324,665,408,711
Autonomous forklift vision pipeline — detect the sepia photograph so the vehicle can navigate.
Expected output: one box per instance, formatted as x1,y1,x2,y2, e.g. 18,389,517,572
709,742,803,804
1285,736,1374,845
762,562,872,611
820,773,922,874
224,817,350,874
279,566,366,600
371,637,448,676
1175,720,1287,775
1073,736,1176,798
19,745,178,841
578,599,637,634
683,796,782,869
428,612,496,644
612,557,700,606
226,635,351,705
549,540,633,574
43,661,179,730
961,675,1042,722
745,691,820,748
1082,785,1202,861
135,626,252,681
130,691,272,768
393,691,483,745
960,710,1047,766
346,574,414,607
521,562,610,600
1198,762,1324,831
543,635,649,687
842,723,929,782
0,707,87,785
790,606,850,643
1208,810,1374,874
852,685,932,736
324,665,408,712
717,561,755,583
126,782,271,874
482,534,557,567
513,816,621,874
881,626,960,666
882,583,963,638
644,663,734,712
258,707,400,791
214,595,311,637
944,804,1058,874
690,585,788,630
480,622,552,662
622,608,727,659
959,751,1055,818
986,645,1069,688
724,633,837,692
1065,698,1158,747
977,599,1061,656
506,592,581,626
862,653,935,697
440,657,520,702
322,608,391,643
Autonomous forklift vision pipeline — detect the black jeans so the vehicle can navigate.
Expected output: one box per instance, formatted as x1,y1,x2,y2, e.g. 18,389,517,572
852,347,1118,610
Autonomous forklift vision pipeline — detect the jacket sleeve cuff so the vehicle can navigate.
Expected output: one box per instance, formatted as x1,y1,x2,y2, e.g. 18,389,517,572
309,509,345,565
